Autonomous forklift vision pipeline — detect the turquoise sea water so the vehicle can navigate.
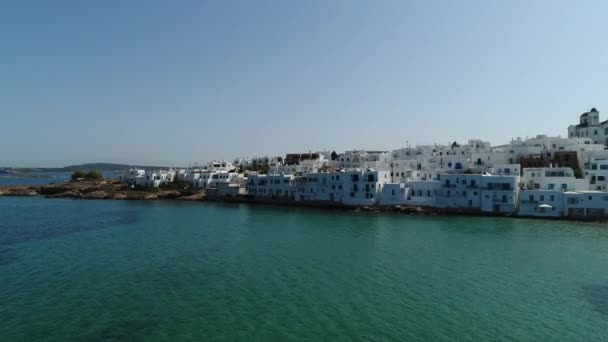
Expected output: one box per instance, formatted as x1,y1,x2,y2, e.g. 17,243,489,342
1,197,608,341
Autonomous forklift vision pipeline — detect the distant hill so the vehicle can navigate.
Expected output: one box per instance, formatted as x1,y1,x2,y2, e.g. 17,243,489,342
1,163,176,173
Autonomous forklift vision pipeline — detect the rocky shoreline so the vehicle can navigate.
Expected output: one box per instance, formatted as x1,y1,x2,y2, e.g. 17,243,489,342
2,180,603,222
0,180,205,201
0,180,450,215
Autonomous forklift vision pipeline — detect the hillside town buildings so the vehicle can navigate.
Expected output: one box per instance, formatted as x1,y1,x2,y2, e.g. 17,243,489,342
117,108,608,220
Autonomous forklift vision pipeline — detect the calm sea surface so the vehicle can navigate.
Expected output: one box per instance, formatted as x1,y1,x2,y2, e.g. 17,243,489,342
1,197,608,341
0,171,117,186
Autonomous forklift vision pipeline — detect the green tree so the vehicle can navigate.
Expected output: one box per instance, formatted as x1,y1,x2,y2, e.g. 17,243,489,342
573,166,583,179
71,170,86,181
85,171,103,180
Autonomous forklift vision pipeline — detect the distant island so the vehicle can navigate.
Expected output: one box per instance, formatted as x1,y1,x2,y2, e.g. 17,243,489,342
0,163,174,174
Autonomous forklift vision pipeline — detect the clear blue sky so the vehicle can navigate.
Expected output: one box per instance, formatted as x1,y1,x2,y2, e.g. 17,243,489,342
1,0,606,167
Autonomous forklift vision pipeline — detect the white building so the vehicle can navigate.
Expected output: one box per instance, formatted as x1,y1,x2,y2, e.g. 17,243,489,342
567,108,608,145
118,169,146,185
194,171,242,189
118,168,175,188
522,167,588,191
247,173,296,199
584,159,608,191
518,190,565,217
564,191,608,218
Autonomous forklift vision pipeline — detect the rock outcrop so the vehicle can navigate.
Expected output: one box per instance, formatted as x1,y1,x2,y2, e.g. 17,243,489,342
0,180,205,202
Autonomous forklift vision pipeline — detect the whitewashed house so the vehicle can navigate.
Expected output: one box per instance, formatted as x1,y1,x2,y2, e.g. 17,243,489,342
247,173,296,199
564,191,608,218
379,183,408,205
518,190,565,217
522,167,588,191
194,171,241,189
118,169,146,185
404,180,442,207
585,159,608,191
479,174,520,213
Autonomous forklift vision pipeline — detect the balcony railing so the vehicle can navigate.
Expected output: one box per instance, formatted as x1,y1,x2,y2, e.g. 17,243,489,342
482,186,514,191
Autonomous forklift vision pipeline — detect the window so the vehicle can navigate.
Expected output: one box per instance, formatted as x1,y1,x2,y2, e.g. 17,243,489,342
550,195,554,201
561,184,567,190
392,189,395,195
540,195,544,201
601,165,608,170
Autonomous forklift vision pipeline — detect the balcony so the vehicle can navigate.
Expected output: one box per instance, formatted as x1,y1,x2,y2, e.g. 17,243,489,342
520,200,539,204
482,185,513,191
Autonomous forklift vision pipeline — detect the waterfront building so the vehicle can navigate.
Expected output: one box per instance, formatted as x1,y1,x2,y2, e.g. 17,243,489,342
379,183,408,205
518,190,565,217
118,168,175,188
118,168,145,185
176,169,201,183
247,173,296,199
194,171,241,189
431,172,520,213
404,180,441,207
564,191,608,218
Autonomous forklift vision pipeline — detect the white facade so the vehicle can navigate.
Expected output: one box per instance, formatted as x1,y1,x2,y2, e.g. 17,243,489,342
567,108,608,145
194,171,241,189
118,168,175,188
518,190,564,217
585,159,608,191
379,183,408,205
522,167,588,191
247,173,296,199
564,191,608,218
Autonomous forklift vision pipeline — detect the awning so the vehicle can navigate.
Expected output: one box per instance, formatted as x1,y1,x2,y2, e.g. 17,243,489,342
538,203,552,209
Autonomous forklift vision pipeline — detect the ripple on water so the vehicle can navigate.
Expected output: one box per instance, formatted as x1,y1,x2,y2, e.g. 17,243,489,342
0,209,138,246
0,248,17,266
582,285,608,317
